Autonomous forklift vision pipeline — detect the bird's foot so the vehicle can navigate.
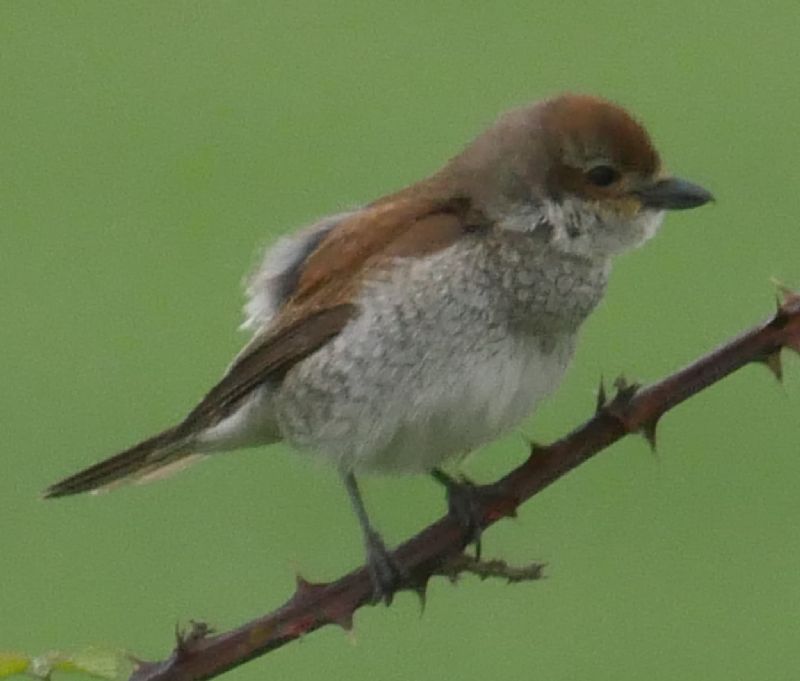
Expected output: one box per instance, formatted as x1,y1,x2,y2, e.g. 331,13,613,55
432,470,506,560
364,529,406,605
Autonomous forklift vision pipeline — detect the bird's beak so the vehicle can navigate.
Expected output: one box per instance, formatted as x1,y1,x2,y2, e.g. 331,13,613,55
635,177,713,210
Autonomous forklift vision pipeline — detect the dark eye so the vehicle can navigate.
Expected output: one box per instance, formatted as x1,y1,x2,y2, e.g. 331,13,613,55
585,165,620,187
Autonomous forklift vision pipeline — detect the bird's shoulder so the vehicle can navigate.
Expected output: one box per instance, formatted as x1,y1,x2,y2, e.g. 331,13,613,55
287,193,486,312
250,191,489,329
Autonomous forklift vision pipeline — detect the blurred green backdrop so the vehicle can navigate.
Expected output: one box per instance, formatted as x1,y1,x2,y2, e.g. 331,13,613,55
2,1,800,680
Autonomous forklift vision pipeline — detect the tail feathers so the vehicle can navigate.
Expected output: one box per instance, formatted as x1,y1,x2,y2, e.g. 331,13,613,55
43,427,202,498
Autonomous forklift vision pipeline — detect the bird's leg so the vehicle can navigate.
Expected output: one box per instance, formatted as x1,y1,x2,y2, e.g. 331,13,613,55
342,472,405,604
431,468,491,560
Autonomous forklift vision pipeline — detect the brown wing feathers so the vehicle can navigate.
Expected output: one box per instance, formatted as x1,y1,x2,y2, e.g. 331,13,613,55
178,303,357,432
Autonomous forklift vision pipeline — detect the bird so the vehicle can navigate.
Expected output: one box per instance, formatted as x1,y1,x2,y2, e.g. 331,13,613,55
44,93,712,601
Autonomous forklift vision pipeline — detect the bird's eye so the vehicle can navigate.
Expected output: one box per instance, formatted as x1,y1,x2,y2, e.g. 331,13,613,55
585,165,620,187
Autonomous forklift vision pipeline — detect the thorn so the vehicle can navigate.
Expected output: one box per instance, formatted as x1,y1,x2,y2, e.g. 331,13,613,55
595,376,608,414
294,575,352,632
481,483,520,524
487,495,519,521
191,619,213,637
602,376,642,433
771,277,797,302
641,417,660,452
771,279,800,322
291,574,330,607
527,441,550,460
175,620,212,658
506,502,519,520
435,553,471,585
770,294,791,329
448,573,462,585
758,350,784,382
767,288,800,329
612,375,640,405
294,574,315,595
412,577,431,614
329,610,354,632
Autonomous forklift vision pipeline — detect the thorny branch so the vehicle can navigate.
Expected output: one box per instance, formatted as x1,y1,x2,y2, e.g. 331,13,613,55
130,290,800,681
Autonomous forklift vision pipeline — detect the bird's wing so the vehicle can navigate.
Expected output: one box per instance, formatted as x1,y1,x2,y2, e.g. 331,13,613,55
43,195,486,497
176,195,486,435
177,303,355,433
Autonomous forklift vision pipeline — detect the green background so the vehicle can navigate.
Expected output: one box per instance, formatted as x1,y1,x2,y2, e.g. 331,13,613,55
2,2,800,679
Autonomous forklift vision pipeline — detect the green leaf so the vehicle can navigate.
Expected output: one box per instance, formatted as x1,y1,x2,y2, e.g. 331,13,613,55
0,649,133,681
0,653,30,678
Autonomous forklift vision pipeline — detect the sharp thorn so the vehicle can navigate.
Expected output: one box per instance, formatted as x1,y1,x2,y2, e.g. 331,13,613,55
473,535,482,563
595,376,608,414
504,501,519,520
612,375,640,404
641,418,659,452
190,620,212,639
174,622,183,654
771,277,795,301
444,569,461,585
413,581,429,614
769,294,791,329
767,351,783,382
757,350,783,382
174,620,211,657
331,612,354,632
292,574,329,604
528,441,550,458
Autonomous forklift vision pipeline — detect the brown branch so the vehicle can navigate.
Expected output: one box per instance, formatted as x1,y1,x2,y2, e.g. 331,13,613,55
130,291,800,681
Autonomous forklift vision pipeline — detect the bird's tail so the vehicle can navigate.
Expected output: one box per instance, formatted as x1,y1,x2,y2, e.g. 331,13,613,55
43,427,204,498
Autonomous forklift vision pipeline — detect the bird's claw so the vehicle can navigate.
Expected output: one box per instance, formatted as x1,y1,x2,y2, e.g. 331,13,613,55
433,470,495,560
364,529,406,605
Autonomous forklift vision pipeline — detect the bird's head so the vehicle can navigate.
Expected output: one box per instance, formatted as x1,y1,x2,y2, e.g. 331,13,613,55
448,93,713,259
